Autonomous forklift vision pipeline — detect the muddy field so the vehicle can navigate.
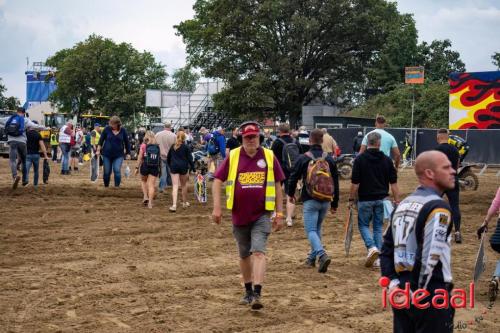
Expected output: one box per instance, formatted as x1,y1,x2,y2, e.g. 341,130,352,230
0,158,499,333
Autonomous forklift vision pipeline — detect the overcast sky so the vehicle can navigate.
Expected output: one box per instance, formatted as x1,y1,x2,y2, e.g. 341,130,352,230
1,0,499,102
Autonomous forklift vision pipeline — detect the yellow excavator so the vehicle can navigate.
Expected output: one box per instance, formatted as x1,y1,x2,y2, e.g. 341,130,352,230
80,114,110,130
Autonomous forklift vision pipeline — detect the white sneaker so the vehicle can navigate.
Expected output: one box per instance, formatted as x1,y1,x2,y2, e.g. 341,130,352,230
182,202,190,208
286,218,293,227
373,258,380,268
365,247,380,268
169,205,177,212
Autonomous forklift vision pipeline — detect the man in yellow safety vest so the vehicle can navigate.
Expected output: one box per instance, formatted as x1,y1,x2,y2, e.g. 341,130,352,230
90,123,102,182
50,128,58,162
212,121,285,311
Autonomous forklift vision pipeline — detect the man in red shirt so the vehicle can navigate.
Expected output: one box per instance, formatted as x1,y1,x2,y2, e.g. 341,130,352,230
212,121,285,311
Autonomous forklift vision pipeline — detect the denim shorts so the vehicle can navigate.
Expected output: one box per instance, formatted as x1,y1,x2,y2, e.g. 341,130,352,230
232,213,272,258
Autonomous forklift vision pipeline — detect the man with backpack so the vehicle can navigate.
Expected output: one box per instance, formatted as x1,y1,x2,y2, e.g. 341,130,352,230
271,123,302,227
206,127,226,177
287,129,339,273
349,132,400,268
6,107,45,189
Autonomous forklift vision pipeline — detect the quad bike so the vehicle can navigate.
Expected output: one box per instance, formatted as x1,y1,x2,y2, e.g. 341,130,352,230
457,165,479,191
336,154,355,180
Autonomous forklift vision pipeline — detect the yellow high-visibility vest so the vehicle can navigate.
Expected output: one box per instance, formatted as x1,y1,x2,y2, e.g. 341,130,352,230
91,130,101,145
226,147,276,211
50,133,58,145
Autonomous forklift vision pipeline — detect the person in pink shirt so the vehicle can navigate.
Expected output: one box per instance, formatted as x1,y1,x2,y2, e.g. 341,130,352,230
134,131,160,209
477,186,500,302
212,121,285,311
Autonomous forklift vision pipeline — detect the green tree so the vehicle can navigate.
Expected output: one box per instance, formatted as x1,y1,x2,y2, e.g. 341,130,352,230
492,52,500,70
416,39,465,82
46,35,168,119
348,82,449,128
4,96,20,110
172,66,200,92
366,13,419,94
176,0,407,126
0,78,20,110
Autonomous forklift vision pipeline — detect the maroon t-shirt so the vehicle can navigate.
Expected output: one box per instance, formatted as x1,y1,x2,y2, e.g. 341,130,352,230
214,147,285,226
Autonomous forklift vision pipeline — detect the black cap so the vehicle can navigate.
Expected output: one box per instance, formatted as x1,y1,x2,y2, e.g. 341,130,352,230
17,107,26,113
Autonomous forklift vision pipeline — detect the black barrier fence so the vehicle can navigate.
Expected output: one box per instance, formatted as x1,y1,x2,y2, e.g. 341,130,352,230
327,128,500,165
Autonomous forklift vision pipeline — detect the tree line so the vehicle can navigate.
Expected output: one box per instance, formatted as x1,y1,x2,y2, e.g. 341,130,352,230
20,0,500,128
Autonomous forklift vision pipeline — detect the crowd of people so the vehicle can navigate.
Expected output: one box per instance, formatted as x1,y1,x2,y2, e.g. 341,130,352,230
4,108,499,330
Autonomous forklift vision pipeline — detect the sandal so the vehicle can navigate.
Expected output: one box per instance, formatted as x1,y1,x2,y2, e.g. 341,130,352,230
143,199,149,206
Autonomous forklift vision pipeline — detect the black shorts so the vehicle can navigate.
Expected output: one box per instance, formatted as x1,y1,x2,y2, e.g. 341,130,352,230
170,167,188,175
140,163,160,178
70,147,80,157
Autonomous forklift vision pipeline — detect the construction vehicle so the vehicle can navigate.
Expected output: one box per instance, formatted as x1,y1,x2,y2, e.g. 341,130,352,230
80,114,110,130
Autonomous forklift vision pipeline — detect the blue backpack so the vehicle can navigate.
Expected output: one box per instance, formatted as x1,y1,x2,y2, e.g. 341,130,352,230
5,115,25,137
207,134,220,155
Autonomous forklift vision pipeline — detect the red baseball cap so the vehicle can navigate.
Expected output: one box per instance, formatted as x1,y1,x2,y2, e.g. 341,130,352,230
241,123,260,137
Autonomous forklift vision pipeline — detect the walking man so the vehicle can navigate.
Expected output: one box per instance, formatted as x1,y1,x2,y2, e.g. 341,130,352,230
155,122,176,192
6,107,45,189
207,126,226,177
321,128,338,157
50,128,58,162
225,127,240,156
90,123,102,182
271,123,302,227
350,132,400,268
380,150,456,333
359,115,401,169
435,128,462,243
288,129,339,272
59,121,74,175
353,131,364,155
25,123,49,187
212,121,285,310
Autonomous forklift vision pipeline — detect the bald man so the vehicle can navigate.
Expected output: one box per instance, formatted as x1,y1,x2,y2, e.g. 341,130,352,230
380,151,456,333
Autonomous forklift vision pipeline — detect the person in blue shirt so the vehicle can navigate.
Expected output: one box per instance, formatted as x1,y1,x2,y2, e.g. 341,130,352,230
96,116,131,187
206,127,226,177
359,115,401,169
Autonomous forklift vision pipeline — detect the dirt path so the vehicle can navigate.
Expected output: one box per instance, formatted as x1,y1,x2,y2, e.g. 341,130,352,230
0,159,499,332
